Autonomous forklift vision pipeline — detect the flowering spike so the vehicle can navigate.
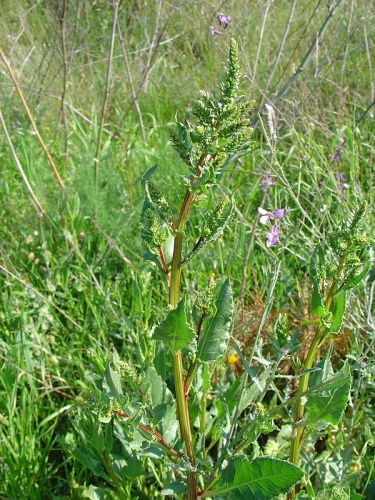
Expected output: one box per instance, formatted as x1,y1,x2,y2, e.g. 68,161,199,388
222,38,241,102
169,38,253,192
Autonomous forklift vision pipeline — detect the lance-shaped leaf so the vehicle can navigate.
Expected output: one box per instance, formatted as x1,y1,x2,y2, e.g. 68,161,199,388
102,361,124,402
306,359,351,426
183,196,235,265
330,290,346,333
170,122,194,166
310,244,326,319
207,456,303,499
153,297,196,353
140,206,169,254
197,279,233,363
141,367,178,443
341,262,370,291
98,363,125,423
142,165,173,223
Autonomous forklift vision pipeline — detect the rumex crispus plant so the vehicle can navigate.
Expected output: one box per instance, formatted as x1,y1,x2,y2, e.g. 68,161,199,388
92,39,304,499
287,201,372,499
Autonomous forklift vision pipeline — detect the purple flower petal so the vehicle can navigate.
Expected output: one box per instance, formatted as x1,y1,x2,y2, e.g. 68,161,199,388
266,225,280,247
273,209,284,219
260,215,270,225
258,207,270,224
260,174,276,192
217,12,231,29
210,25,223,36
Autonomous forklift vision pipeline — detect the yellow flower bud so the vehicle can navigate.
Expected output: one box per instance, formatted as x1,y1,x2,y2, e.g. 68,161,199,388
227,354,238,364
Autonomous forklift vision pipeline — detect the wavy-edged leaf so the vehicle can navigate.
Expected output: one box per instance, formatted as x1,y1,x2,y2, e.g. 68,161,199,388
182,196,235,265
122,454,145,479
341,262,370,291
140,206,170,254
208,456,303,499
307,360,351,426
142,166,173,223
170,122,194,166
197,279,233,363
141,367,178,443
310,245,326,318
102,362,123,402
330,290,346,333
71,447,106,478
153,297,196,353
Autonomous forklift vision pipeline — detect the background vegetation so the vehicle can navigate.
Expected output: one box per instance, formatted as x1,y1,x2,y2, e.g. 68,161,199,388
0,0,374,498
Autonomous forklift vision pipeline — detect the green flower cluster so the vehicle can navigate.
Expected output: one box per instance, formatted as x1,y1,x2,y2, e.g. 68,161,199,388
170,39,254,193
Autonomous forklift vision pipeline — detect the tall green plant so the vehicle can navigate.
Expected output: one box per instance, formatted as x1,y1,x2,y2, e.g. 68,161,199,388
287,201,371,499
88,39,304,499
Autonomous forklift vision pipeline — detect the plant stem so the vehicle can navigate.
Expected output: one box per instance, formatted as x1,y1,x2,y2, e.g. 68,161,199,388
287,325,324,500
169,189,197,499
289,327,323,454
172,350,197,499
112,410,183,459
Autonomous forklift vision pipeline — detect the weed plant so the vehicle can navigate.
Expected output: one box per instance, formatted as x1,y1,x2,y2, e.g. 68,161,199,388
0,1,374,499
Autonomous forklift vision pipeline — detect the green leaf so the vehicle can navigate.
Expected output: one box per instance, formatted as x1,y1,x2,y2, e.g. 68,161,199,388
307,361,351,426
71,447,105,477
142,166,172,223
153,297,196,353
102,362,123,402
161,481,187,496
141,165,158,187
92,421,105,455
311,283,325,318
341,262,370,291
104,423,113,453
330,290,346,333
310,244,326,319
208,456,303,499
121,454,145,479
197,279,233,363
82,484,108,500
141,367,178,443
183,197,235,265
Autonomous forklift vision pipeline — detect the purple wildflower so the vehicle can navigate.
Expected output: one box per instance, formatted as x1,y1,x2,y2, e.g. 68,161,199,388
210,25,223,36
336,172,349,191
258,207,284,225
217,12,231,29
335,173,349,200
273,209,284,219
328,141,346,164
266,225,280,247
260,173,276,192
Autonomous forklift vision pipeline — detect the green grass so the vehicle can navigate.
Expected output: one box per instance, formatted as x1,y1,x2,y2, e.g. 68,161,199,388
0,1,374,498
